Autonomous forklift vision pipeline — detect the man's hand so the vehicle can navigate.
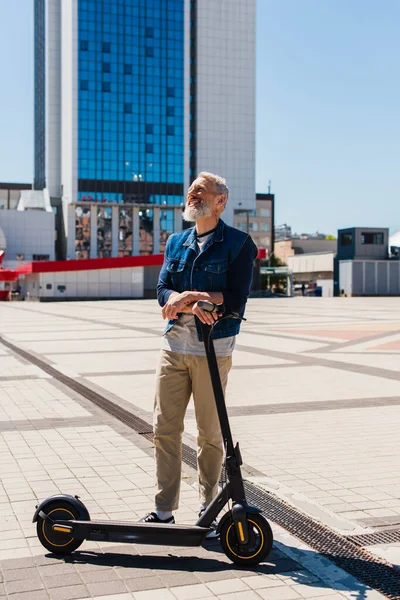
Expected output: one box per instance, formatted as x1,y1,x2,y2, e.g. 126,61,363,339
192,301,220,325
161,291,192,320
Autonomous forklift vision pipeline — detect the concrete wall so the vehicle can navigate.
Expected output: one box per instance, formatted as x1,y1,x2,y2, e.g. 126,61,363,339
288,252,335,276
292,238,337,255
0,211,55,269
316,279,334,297
355,228,389,260
339,259,400,296
24,266,144,300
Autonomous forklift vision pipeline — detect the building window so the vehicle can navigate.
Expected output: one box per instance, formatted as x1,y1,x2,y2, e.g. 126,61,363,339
80,40,89,51
260,223,270,232
98,207,112,258
102,42,111,53
361,232,384,245
146,47,154,57
80,80,89,91
146,143,154,153
102,62,111,73
167,106,175,116
340,232,353,246
124,64,132,75
102,82,111,92
32,254,50,261
145,124,154,134
118,208,133,256
146,26,154,38
249,222,258,232
124,103,132,114
260,208,270,217
167,125,175,136
167,87,175,97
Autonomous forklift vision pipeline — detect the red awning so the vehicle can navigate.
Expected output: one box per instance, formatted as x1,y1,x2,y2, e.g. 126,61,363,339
16,254,165,274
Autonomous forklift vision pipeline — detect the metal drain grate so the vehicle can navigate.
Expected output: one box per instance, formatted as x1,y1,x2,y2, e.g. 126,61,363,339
348,529,400,547
2,335,400,599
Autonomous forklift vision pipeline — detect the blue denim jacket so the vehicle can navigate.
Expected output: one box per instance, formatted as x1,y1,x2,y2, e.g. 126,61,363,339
157,219,258,341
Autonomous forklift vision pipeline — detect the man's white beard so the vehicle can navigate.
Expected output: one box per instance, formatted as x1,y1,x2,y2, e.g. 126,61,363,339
182,202,212,222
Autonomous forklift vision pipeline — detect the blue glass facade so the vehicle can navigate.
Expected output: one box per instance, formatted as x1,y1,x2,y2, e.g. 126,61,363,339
77,0,185,205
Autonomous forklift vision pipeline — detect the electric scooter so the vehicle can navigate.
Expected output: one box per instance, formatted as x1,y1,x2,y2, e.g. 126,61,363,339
33,301,273,566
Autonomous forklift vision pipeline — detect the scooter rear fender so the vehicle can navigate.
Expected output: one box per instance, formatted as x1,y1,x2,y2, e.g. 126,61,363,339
32,494,90,523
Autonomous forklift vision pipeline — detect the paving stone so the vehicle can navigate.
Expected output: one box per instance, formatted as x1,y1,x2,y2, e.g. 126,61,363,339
241,575,286,590
87,580,128,597
133,588,176,600
5,575,44,594
257,586,302,599
3,566,40,581
43,573,83,589
124,576,166,593
172,582,213,600
81,569,121,584
5,591,49,600
49,583,89,600
206,577,250,595
213,591,261,600
161,572,202,588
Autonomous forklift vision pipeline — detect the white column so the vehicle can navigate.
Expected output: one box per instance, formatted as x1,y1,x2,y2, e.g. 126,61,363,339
183,0,191,193
61,0,78,232
66,203,75,259
174,207,182,233
132,207,140,255
153,207,160,254
111,205,119,257
90,205,97,259
46,0,62,198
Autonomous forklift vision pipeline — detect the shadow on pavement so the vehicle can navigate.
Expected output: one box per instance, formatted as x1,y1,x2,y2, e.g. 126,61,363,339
40,538,389,599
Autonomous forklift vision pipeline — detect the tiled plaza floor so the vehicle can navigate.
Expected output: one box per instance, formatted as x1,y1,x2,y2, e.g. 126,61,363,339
1,297,399,599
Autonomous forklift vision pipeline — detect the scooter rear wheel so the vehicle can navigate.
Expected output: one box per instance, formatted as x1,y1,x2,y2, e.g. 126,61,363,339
37,500,83,555
220,513,273,566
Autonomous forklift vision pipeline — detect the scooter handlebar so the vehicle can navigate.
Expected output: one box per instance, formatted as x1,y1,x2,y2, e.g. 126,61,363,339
197,301,244,321
197,300,220,313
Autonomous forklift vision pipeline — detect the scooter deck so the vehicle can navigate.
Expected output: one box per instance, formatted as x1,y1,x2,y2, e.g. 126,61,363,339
53,519,211,546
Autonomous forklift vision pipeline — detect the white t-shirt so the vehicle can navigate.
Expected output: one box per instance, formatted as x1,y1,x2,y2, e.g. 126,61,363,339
162,232,236,356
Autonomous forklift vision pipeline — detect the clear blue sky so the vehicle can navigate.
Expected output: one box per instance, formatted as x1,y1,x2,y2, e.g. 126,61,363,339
0,0,399,236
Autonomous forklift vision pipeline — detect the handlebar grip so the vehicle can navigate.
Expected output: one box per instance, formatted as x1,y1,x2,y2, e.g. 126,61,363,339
197,300,216,312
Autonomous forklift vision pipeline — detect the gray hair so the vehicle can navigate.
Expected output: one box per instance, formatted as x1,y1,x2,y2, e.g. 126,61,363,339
197,171,229,198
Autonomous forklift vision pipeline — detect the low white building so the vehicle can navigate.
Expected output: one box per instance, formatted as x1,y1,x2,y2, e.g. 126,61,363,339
16,255,163,301
288,252,335,297
0,189,55,270
339,260,400,296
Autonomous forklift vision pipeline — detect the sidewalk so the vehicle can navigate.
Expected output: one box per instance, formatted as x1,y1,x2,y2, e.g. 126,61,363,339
1,297,398,599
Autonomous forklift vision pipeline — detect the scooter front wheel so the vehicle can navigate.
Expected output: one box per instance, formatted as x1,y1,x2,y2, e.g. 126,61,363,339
220,513,273,566
37,500,83,555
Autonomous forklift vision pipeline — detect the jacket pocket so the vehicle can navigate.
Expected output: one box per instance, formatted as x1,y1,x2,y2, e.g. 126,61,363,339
204,260,229,290
167,259,187,291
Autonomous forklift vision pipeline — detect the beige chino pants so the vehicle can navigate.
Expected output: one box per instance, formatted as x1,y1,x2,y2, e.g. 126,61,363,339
153,349,232,511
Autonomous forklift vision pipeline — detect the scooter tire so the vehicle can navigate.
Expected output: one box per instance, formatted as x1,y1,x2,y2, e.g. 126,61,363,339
220,512,273,566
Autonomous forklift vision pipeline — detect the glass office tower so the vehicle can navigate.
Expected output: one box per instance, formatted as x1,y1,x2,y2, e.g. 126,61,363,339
35,0,256,259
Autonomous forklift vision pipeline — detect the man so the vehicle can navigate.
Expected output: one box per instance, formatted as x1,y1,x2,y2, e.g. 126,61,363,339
141,172,257,532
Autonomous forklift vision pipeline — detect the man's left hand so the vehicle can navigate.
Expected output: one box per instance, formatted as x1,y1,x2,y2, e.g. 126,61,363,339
161,292,191,320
